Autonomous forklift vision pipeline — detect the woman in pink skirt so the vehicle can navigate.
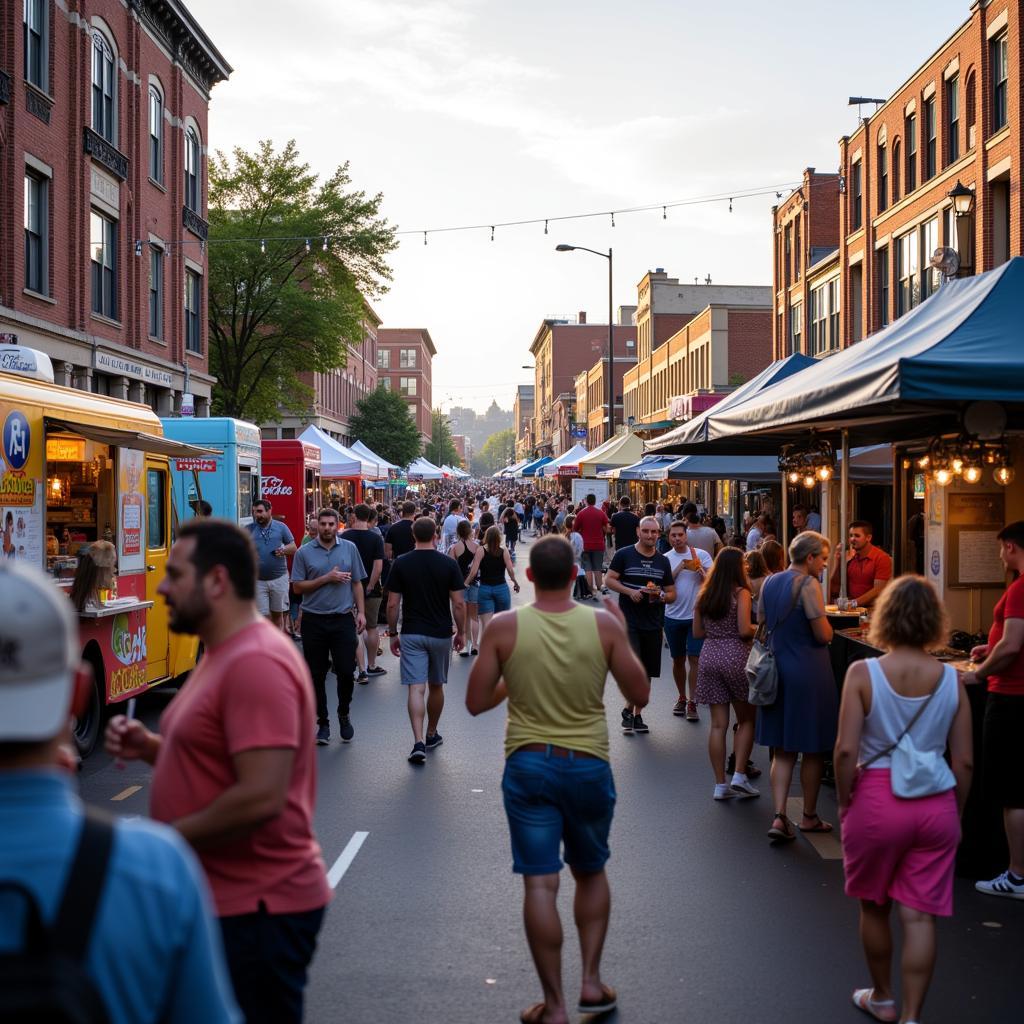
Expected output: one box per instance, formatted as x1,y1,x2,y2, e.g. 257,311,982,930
834,576,972,1024
693,548,758,801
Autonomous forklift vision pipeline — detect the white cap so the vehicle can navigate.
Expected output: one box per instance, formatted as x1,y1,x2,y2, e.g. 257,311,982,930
0,560,79,741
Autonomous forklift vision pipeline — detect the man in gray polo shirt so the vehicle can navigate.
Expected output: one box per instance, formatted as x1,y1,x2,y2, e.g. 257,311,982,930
246,499,297,632
291,507,367,746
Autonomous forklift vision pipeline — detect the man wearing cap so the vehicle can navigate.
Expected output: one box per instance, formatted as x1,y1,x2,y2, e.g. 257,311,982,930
0,560,239,1023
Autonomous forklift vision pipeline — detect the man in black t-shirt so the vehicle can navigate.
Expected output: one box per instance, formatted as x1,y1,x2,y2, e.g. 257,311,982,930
385,500,417,560
386,517,467,764
610,496,641,550
342,503,386,682
605,516,675,735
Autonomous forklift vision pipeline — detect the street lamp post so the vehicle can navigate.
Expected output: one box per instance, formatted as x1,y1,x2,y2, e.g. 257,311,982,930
556,244,614,443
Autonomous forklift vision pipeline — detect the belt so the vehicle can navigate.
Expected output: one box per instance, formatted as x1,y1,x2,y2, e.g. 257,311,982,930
516,743,601,760
302,610,354,618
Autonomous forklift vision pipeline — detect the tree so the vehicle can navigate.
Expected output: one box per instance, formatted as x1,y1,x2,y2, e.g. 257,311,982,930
476,428,516,476
347,386,422,469
425,409,459,468
207,140,396,422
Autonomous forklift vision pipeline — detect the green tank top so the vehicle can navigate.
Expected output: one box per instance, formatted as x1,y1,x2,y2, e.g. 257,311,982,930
503,605,610,761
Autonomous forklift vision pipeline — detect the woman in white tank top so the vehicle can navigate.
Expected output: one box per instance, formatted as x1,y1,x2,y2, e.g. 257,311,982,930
834,576,972,1024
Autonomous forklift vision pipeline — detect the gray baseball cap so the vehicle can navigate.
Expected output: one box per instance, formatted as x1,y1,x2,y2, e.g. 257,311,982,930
0,560,79,741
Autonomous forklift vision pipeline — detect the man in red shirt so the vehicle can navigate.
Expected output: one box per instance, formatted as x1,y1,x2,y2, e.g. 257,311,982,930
964,520,1024,900
574,492,611,597
829,520,893,607
106,520,330,1023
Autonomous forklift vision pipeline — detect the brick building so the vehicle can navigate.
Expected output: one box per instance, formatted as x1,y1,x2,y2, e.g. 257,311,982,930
452,432,472,467
776,1,1022,356
513,383,534,459
574,355,637,449
0,0,229,412
376,327,435,447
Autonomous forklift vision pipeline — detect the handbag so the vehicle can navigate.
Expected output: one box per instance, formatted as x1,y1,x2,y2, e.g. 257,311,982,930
745,575,810,706
860,666,956,799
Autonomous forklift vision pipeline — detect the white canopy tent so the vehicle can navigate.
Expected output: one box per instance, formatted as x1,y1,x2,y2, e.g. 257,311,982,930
297,425,361,477
540,443,590,478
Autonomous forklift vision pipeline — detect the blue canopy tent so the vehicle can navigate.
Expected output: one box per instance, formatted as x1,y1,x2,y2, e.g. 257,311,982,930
519,456,553,477
599,455,679,481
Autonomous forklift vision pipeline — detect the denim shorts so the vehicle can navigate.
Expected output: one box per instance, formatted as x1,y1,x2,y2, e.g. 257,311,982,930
464,583,480,605
477,582,511,615
399,633,452,685
663,616,704,658
502,749,616,875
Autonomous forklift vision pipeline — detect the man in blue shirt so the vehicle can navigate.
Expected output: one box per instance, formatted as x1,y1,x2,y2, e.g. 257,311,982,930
246,498,297,632
0,560,239,1024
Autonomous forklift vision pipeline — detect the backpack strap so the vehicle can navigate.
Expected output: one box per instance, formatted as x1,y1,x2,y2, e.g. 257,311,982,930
52,811,115,961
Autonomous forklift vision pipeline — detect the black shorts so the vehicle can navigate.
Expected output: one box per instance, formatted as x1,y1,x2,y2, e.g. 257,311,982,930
983,693,1024,808
628,628,663,680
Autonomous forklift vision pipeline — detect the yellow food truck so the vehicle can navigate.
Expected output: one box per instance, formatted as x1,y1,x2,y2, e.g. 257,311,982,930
0,346,214,754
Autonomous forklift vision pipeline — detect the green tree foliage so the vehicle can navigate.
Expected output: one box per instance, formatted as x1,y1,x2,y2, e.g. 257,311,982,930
207,140,396,422
425,409,459,468
476,428,517,476
347,386,422,469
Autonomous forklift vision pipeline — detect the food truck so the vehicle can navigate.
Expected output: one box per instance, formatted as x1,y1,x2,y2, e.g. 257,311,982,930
0,346,214,754
260,439,322,540
161,416,262,525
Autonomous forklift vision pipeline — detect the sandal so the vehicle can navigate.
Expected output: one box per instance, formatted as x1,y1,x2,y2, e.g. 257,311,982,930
767,811,796,842
519,1003,561,1024
577,983,617,1015
799,811,834,834
852,987,898,1022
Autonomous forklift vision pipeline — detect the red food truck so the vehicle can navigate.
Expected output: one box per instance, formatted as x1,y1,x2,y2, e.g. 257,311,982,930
260,440,322,540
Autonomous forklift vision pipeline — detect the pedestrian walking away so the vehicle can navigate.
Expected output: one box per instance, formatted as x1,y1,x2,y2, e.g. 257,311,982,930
604,516,676,735
290,507,367,745
465,524,521,639
246,498,297,632
342,503,386,683
575,492,611,596
387,516,467,763
105,520,330,1024
609,496,640,551
466,535,650,1024
449,519,481,655
834,576,972,1024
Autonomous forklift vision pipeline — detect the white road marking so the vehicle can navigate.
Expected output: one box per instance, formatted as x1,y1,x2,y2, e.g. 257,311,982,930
327,831,369,888
111,785,142,802
471,788,483,793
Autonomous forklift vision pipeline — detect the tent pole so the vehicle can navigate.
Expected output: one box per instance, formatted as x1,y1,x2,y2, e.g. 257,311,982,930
781,472,789,549
840,428,849,603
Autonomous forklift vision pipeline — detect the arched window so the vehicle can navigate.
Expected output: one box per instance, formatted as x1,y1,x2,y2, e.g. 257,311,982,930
965,69,976,147
149,82,164,183
91,30,116,143
892,139,902,200
184,126,201,212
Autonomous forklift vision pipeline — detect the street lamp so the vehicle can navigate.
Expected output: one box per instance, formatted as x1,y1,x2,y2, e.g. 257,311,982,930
947,180,975,271
556,243,615,442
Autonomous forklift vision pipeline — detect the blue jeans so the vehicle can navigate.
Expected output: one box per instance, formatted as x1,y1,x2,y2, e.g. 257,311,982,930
477,582,511,615
502,749,616,875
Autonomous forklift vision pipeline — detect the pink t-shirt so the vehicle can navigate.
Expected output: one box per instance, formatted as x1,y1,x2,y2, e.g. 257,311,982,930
150,619,330,917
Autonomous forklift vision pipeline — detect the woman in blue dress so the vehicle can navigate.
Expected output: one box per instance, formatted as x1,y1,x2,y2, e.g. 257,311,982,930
755,531,837,842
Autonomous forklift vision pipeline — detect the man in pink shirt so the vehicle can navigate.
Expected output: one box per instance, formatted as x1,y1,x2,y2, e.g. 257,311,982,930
575,492,611,597
106,520,330,1024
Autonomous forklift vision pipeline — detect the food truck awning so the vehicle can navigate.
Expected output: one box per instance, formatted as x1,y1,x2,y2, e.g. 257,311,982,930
298,425,365,477
650,258,1024,454
46,419,219,458
578,432,645,476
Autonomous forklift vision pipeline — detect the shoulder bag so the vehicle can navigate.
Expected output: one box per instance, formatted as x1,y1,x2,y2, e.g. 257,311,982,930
745,574,810,706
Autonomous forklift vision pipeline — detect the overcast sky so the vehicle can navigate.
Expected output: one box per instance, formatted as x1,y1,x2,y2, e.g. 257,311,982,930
190,0,969,413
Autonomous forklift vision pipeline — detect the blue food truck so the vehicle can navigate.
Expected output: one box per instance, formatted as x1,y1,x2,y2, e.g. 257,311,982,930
160,417,262,525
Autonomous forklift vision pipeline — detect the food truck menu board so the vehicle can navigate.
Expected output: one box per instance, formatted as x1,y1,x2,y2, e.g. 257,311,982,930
946,492,1007,589
118,449,145,573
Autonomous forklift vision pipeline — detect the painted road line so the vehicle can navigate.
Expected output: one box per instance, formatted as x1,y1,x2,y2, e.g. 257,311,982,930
327,831,369,888
787,797,843,860
111,785,142,802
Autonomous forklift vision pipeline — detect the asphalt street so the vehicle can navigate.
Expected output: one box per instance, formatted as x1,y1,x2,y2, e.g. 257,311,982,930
79,535,1022,1024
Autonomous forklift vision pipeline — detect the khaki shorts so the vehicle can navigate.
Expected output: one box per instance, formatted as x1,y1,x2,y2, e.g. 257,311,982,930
364,595,382,626
257,575,290,614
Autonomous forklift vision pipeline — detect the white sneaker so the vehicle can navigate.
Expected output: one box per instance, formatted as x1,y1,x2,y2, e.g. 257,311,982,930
730,777,760,798
714,783,736,801
975,871,1024,899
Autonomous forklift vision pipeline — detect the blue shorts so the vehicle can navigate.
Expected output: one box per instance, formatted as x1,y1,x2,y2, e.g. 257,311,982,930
465,583,480,604
477,582,511,615
399,634,452,685
664,616,704,658
502,749,616,875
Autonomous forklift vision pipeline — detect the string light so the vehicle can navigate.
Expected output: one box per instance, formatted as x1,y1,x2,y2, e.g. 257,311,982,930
544,219,548,235
610,212,615,227
490,226,495,241
662,206,667,220
423,232,427,246
728,197,733,213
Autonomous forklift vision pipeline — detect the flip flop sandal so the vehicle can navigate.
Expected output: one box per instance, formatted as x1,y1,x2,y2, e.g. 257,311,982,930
852,987,898,1022
767,812,796,842
519,1003,551,1024
577,983,617,1015
799,812,834,834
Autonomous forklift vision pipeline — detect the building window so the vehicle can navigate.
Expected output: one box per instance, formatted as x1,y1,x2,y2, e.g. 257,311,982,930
924,97,937,180
905,113,917,192
965,70,976,144
377,348,390,369
91,31,116,144
149,85,163,183
892,140,902,199
149,248,163,338
946,75,960,164
90,210,116,319
789,303,802,355
877,143,888,212
851,161,863,230
828,279,840,350
184,270,201,353
23,0,47,91
810,285,827,355
991,33,1008,132
399,376,416,397
399,348,417,368
877,246,890,328
794,216,801,276
920,219,939,300
896,231,918,316
184,128,201,212
380,376,391,391
24,171,47,295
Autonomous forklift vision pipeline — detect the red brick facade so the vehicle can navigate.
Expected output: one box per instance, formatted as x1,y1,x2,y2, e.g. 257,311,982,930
0,0,229,411
376,327,435,446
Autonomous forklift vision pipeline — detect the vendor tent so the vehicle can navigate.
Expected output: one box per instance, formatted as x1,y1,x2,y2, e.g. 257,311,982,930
297,425,360,477
349,439,398,478
498,458,531,477
519,456,554,477
578,431,646,477
664,448,891,483
406,456,445,480
600,455,679,481
540,443,590,477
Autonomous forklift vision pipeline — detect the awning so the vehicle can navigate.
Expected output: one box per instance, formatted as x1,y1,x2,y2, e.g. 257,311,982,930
298,425,362,477
600,455,681,481
499,458,532,477
665,447,892,483
46,419,219,459
349,439,398,476
578,432,645,476
541,443,590,477
407,457,445,480
520,456,554,477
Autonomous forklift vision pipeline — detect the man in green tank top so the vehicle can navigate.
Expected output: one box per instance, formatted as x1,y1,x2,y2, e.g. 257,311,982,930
467,536,649,1024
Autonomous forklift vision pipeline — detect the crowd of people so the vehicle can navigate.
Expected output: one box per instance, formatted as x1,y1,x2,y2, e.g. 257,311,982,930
1,480,1021,1024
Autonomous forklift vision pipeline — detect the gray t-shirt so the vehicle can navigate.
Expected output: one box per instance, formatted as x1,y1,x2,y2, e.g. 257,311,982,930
290,537,366,614
684,524,720,558
246,519,295,580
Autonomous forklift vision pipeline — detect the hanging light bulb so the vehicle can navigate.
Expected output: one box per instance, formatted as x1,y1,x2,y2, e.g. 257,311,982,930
787,469,800,485
916,453,930,469
803,472,816,489
963,464,983,484
934,466,953,486
952,455,964,474
816,464,832,482
995,464,1015,486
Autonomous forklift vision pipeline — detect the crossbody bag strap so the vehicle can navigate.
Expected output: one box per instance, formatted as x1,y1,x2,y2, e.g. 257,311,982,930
52,810,115,960
764,574,810,643
860,670,944,770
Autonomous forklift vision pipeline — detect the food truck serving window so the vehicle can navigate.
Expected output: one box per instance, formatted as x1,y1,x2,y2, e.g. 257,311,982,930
147,469,166,550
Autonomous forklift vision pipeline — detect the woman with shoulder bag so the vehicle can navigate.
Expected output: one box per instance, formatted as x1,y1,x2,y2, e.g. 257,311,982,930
834,576,972,1024
755,531,837,842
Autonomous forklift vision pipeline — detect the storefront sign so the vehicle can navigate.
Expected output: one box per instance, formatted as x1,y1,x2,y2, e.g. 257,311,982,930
175,458,217,472
46,438,86,462
118,449,145,572
94,350,174,388
260,474,293,496
557,465,579,477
